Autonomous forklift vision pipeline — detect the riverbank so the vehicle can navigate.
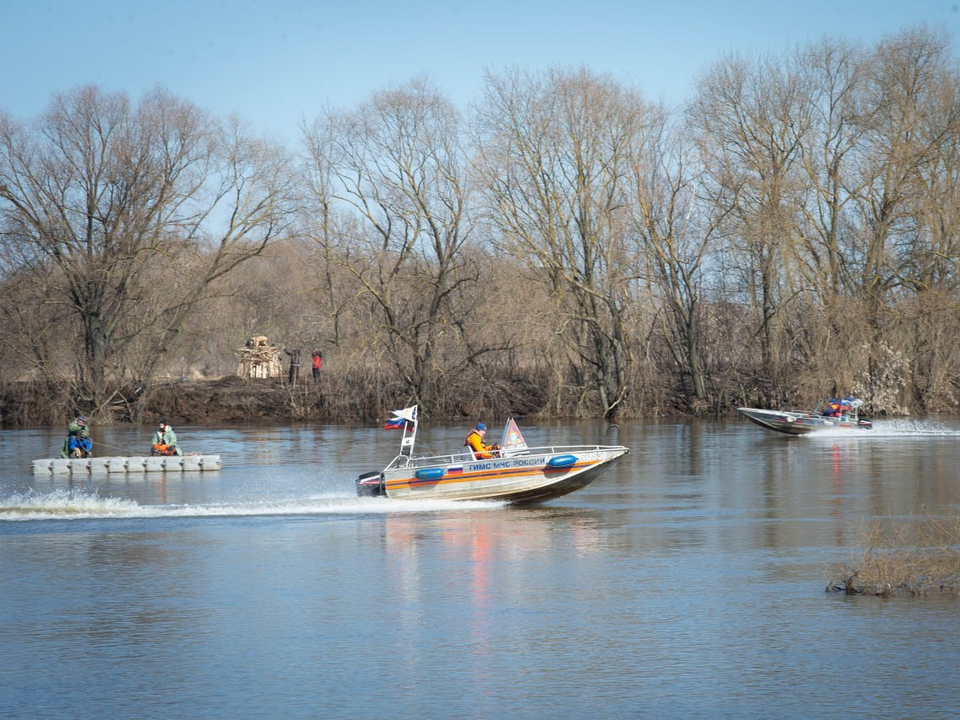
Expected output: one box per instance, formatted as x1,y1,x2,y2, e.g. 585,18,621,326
0,374,551,427
0,376,331,427
147,375,319,424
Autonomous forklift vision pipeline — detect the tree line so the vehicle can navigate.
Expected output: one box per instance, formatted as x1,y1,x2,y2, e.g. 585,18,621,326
2,27,959,425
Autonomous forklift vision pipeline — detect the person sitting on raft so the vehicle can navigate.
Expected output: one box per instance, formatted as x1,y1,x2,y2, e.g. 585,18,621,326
151,421,183,456
61,416,92,458
464,422,499,460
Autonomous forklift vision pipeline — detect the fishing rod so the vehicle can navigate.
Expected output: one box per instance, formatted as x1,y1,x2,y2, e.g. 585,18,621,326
89,439,145,456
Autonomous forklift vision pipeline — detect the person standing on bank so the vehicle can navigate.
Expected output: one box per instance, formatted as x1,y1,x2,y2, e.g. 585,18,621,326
285,348,301,383
312,351,322,382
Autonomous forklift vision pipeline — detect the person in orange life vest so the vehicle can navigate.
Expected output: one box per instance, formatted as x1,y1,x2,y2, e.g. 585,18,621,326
823,399,842,417
311,351,322,382
151,421,182,456
464,422,499,459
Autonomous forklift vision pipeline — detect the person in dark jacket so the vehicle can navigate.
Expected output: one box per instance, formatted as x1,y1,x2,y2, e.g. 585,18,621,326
285,348,301,383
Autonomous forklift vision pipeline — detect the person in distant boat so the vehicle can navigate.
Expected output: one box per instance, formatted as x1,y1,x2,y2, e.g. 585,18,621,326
151,421,183,456
61,416,92,458
464,422,499,460
823,399,843,417
311,351,322,382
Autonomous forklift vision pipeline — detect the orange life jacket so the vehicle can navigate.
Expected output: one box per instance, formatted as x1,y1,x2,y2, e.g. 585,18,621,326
464,429,494,459
152,443,176,456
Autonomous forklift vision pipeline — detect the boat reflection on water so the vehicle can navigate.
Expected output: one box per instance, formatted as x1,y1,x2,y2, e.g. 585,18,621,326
376,504,606,696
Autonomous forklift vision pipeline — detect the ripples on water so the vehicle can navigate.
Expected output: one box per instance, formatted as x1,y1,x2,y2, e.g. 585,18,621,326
2,418,960,718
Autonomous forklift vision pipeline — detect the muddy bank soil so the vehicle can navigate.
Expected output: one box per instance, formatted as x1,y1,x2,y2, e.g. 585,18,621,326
0,376,330,427
3,371,552,427
145,376,326,425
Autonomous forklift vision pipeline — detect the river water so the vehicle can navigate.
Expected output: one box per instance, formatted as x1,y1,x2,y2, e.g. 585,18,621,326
2,416,960,718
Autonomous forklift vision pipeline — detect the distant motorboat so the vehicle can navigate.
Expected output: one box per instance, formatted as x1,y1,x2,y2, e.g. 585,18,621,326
738,397,873,436
356,406,629,503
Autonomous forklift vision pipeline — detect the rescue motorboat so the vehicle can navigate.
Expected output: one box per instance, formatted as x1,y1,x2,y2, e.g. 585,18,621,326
356,406,629,504
737,397,873,436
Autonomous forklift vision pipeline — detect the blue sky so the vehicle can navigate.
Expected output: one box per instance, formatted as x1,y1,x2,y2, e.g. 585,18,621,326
2,0,958,143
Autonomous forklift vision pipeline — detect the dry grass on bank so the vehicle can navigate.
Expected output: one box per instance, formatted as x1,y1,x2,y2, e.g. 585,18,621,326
827,512,960,597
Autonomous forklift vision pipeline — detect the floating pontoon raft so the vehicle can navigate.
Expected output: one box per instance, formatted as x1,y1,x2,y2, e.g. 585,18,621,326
32,455,222,474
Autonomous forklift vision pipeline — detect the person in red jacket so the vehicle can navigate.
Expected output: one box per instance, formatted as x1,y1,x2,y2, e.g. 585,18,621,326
311,351,322,382
464,422,499,459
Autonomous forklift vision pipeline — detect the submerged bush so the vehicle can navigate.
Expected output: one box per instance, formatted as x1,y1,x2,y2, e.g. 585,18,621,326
828,512,960,597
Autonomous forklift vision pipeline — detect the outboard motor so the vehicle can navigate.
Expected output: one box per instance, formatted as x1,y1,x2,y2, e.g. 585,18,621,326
356,471,384,497
858,419,873,430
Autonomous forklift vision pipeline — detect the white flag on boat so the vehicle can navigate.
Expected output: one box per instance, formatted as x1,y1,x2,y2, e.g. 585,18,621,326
391,406,417,422
384,405,418,430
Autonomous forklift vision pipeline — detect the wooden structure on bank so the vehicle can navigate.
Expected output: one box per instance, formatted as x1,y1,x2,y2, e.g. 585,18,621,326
237,336,283,379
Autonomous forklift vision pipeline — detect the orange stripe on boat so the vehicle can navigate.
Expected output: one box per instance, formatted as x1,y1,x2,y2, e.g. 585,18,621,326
384,460,597,490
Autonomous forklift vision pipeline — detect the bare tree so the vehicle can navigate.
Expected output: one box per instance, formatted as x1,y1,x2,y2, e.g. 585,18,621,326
0,86,296,419
630,110,728,407
690,52,812,400
473,67,650,418
795,37,870,301
849,29,949,306
302,78,476,413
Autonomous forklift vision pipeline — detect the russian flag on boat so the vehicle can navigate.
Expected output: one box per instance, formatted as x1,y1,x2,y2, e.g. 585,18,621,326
447,464,464,475
384,405,418,430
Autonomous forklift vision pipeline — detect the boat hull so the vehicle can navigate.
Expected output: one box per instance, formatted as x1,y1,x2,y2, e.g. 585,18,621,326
376,447,629,504
737,407,871,435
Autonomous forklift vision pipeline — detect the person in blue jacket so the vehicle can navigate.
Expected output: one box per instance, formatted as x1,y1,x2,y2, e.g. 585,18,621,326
61,416,92,458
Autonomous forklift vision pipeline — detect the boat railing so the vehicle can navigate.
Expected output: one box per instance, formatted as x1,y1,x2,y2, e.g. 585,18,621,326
384,444,625,471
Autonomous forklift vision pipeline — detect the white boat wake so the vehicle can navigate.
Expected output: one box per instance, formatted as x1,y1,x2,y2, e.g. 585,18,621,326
0,488,504,522
805,419,960,438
